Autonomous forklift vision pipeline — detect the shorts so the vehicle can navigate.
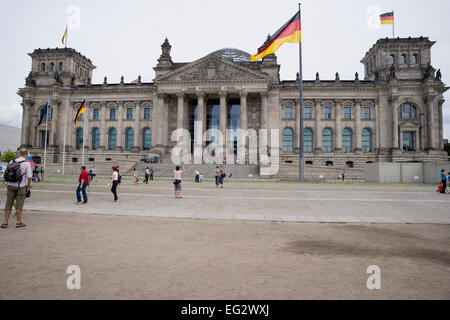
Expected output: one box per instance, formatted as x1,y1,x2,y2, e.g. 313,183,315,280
5,186,26,211
174,183,181,191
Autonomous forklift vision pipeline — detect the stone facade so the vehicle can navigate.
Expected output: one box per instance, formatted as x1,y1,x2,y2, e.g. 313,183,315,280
18,37,448,171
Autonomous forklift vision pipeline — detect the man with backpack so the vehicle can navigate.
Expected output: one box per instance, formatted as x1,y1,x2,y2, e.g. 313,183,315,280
2,148,32,229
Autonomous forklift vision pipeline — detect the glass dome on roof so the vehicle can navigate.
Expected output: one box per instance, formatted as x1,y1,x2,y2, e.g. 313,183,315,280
210,48,251,63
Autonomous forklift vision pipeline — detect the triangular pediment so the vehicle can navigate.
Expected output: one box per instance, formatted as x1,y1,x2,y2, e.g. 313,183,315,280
155,55,270,83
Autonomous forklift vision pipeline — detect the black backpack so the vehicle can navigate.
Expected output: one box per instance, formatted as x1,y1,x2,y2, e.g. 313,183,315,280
4,160,25,183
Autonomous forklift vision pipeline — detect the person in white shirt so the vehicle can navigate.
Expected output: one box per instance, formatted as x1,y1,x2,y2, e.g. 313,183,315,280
144,167,150,184
195,168,200,183
2,149,32,229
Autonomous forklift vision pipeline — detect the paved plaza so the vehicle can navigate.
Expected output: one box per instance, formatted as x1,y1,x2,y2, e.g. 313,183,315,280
0,176,449,299
1,175,449,224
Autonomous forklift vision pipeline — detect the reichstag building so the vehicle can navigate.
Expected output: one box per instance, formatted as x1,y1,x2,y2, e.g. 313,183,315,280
18,36,448,171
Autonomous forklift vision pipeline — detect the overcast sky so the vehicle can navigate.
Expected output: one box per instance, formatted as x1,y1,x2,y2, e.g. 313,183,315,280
1,0,449,138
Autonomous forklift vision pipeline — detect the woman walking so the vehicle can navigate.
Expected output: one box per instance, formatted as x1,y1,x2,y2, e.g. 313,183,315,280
173,165,185,199
219,166,226,189
132,168,139,185
109,166,119,202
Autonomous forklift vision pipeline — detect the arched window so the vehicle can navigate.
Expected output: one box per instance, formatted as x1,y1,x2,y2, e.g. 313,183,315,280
362,128,372,152
50,62,55,72
303,128,313,152
142,128,152,150
91,128,100,150
412,54,418,64
58,62,63,72
401,54,406,64
41,62,46,72
76,127,83,150
342,128,353,153
389,54,395,65
108,128,117,150
282,128,293,152
398,103,417,119
125,128,134,150
322,128,333,153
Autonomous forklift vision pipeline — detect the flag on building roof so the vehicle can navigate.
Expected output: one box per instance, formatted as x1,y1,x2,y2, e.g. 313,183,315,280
36,102,48,128
131,79,139,84
251,11,301,62
62,26,68,46
380,12,394,25
74,100,86,126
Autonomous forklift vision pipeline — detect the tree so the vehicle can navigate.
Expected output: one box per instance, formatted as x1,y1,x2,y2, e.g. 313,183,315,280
0,150,16,163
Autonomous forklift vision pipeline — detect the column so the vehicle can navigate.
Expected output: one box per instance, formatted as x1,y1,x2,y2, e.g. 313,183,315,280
295,98,300,152
21,100,32,147
197,92,206,147
438,99,444,150
152,94,161,147
415,130,420,151
240,91,248,160
161,95,169,148
117,101,123,150
314,100,322,153
99,102,106,150
50,100,58,147
260,92,268,129
354,99,362,152
177,93,185,130
219,91,227,137
391,97,399,150
134,101,141,151
334,100,342,152
375,99,381,152
240,91,248,131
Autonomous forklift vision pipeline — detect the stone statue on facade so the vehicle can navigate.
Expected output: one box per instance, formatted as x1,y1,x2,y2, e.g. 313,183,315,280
389,64,396,80
435,69,442,81
54,72,63,86
25,72,36,87
355,72,359,81
335,72,340,81
315,72,319,81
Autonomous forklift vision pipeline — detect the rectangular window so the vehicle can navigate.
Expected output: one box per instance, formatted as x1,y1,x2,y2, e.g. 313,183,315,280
363,107,371,119
284,107,292,119
93,108,99,120
304,107,312,119
127,108,133,120
144,108,151,120
324,107,332,119
110,108,116,120
402,132,415,151
344,107,352,119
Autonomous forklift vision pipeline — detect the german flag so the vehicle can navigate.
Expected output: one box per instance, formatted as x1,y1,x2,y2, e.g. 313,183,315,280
62,26,68,46
251,11,301,62
74,100,86,126
380,12,394,25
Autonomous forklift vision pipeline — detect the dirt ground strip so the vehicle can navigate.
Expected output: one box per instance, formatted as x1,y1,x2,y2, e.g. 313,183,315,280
0,210,449,299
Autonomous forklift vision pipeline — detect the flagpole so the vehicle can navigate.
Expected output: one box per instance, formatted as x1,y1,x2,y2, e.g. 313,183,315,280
62,100,67,175
44,100,48,173
298,3,304,181
392,10,395,38
82,101,86,166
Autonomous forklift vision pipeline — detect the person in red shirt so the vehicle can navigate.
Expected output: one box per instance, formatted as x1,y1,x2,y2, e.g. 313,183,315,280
76,166,89,204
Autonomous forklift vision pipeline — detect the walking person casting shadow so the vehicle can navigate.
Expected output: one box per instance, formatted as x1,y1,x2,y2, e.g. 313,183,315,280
173,165,185,199
109,166,121,202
